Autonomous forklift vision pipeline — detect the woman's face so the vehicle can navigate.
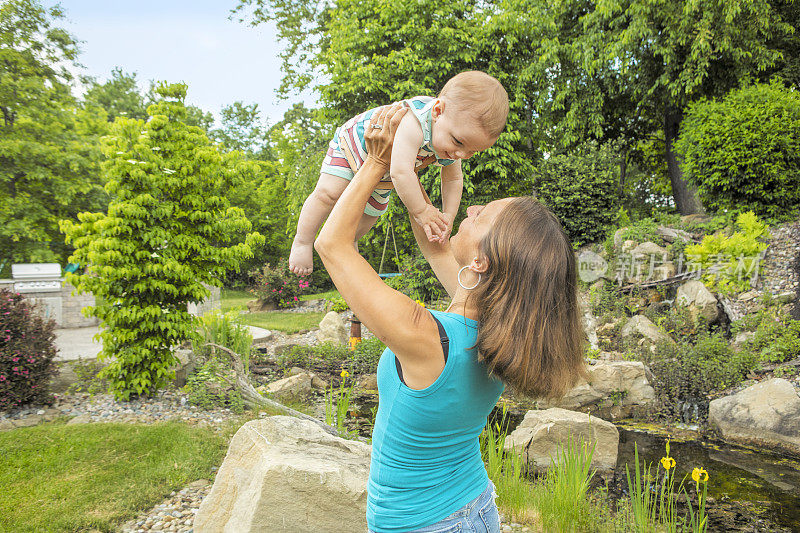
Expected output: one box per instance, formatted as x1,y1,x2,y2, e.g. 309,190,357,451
450,198,514,264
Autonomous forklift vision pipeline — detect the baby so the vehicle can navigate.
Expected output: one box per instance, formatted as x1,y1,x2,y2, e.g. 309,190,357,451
289,70,509,276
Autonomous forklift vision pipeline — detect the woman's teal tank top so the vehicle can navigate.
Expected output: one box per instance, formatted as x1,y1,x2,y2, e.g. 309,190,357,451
366,309,505,532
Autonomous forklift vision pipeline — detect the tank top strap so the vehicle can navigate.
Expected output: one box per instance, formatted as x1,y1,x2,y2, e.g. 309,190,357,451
401,96,436,145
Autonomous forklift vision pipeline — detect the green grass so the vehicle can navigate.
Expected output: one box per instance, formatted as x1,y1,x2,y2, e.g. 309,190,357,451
238,311,325,334
300,289,339,301
0,418,235,533
221,288,339,313
220,288,253,312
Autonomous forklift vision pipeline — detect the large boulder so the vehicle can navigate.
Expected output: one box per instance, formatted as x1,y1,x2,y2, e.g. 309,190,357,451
620,314,675,346
543,362,655,411
709,378,800,455
630,241,670,261
676,280,720,323
195,416,371,533
504,408,619,474
317,311,348,345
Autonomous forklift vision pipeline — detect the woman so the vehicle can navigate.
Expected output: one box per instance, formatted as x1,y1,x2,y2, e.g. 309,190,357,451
315,105,588,533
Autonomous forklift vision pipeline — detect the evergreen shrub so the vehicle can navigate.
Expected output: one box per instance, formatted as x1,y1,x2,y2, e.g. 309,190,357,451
534,140,620,246
0,289,58,411
676,81,800,221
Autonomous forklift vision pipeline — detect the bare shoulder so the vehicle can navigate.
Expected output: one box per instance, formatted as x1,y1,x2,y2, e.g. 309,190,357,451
394,112,424,142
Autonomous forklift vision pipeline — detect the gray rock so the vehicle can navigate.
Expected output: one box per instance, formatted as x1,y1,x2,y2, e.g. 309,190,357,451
737,290,760,302
317,311,348,345
194,416,371,533
543,361,655,410
288,367,328,390
265,373,312,400
66,414,92,425
630,241,670,261
504,408,619,474
357,374,378,391
12,415,42,428
676,280,720,323
774,291,797,305
0,419,15,431
620,315,675,346
709,378,800,455
656,226,695,244
246,299,277,313
731,331,755,352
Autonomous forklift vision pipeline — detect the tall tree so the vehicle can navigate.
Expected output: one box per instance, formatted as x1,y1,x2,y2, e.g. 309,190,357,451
210,101,269,157
0,0,107,270
533,0,795,214
83,67,148,122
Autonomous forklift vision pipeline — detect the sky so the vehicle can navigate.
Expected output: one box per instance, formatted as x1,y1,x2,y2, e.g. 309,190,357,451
58,0,316,127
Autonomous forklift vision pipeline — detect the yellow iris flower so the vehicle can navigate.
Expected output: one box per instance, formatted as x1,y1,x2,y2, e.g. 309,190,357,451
692,467,709,489
340,369,350,378
415,300,426,307
660,456,676,470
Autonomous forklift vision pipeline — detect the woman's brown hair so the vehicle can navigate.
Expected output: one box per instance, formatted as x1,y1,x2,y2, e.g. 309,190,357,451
470,197,588,401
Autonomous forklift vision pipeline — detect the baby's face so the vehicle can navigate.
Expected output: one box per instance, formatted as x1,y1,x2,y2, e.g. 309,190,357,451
430,100,497,161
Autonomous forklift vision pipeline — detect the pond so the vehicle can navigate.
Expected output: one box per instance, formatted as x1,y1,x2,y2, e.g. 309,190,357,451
613,422,800,532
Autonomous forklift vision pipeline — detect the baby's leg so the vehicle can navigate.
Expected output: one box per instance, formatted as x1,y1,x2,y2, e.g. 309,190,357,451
356,214,379,242
289,172,350,276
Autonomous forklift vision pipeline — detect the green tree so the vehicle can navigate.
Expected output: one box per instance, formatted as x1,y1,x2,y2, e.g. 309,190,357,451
236,0,539,270
144,81,215,132
60,82,265,400
0,0,107,272
210,101,270,157
83,67,148,122
676,80,800,221
532,0,795,215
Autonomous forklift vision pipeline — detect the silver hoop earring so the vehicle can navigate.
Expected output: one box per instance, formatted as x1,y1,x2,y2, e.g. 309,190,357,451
458,266,481,290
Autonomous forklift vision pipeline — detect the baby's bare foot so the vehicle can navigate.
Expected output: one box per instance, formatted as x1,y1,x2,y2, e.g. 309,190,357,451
289,241,314,276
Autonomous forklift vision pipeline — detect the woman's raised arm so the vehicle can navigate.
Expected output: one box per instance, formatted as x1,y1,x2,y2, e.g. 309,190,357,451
407,184,460,298
314,105,445,389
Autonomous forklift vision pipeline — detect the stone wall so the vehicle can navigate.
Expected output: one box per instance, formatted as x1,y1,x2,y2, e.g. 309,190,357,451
0,279,99,328
0,280,221,328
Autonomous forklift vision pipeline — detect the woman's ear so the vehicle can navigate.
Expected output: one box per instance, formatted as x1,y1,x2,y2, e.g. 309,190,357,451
470,255,489,274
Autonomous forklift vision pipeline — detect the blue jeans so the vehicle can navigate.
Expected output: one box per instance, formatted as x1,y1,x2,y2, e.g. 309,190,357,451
369,480,501,533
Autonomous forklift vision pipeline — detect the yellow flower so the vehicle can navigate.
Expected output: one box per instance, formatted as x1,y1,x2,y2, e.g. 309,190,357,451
692,467,709,488
340,369,350,378
415,299,426,308
660,456,676,470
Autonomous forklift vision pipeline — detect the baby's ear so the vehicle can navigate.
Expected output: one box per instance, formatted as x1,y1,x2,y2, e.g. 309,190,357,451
432,99,444,119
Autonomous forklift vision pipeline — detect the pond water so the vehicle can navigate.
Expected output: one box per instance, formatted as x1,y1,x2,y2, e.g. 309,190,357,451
613,423,800,532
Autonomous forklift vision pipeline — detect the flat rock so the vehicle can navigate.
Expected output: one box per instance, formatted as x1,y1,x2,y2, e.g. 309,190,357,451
620,314,675,346
709,378,800,455
265,373,312,400
66,414,92,425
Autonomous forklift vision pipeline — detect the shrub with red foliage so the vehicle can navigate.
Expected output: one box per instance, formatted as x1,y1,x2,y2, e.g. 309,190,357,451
0,288,58,411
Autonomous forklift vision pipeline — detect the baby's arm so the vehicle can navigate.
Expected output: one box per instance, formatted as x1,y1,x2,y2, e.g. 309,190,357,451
439,161,463,240
390,114,449,241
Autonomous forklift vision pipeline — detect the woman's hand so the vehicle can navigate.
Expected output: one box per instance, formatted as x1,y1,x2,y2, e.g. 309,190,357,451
364,104,407,170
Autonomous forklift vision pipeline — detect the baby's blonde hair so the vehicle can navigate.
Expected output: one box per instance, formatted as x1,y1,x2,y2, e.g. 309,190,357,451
438,71,509,138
